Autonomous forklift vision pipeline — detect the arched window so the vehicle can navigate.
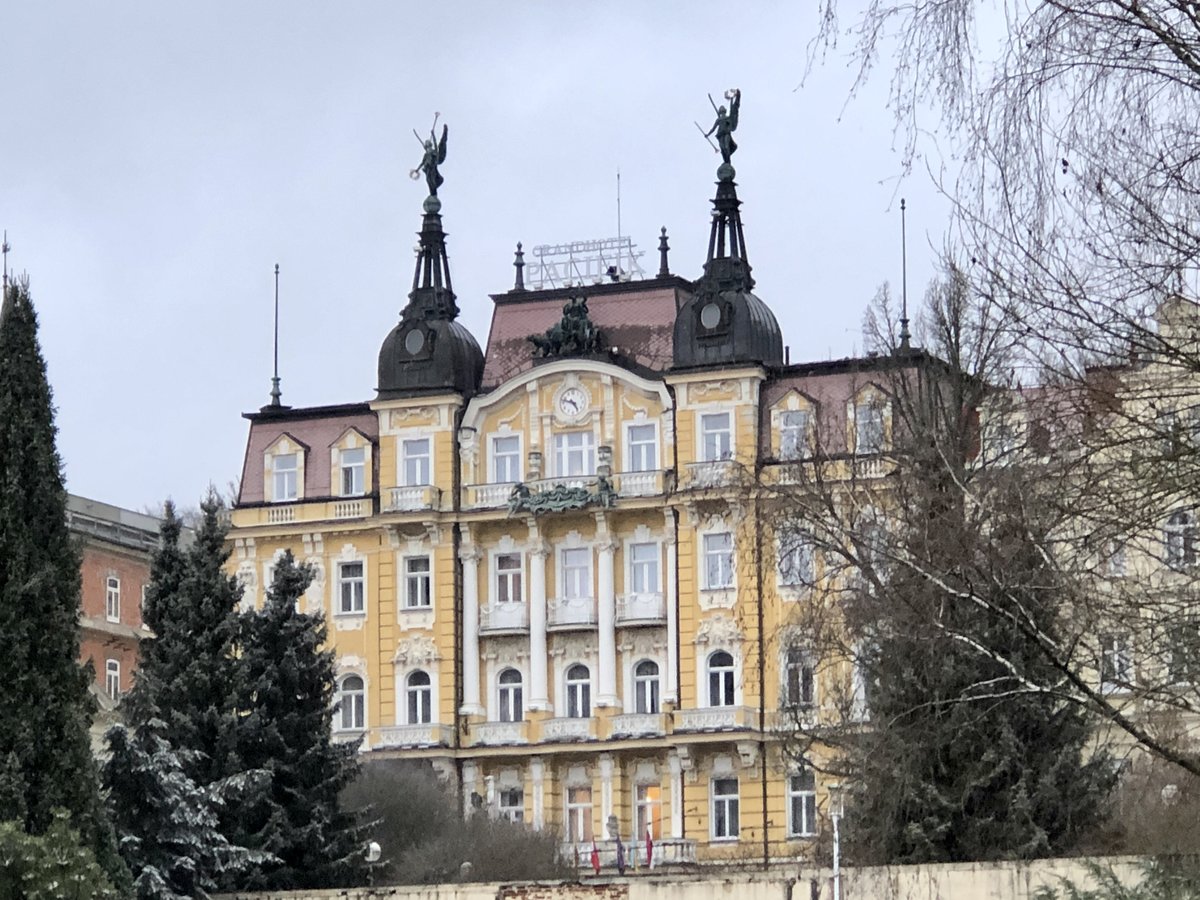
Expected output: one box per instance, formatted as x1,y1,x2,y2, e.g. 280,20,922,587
708,651,735,707
634,660,660,714
337,675,365,731
566,663,591,718
406,670,432,724
1166,510,1197,567
498,668,523,723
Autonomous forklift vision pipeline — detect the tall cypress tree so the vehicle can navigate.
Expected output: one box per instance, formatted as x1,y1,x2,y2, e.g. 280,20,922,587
0,280,127,887
228,550,365,890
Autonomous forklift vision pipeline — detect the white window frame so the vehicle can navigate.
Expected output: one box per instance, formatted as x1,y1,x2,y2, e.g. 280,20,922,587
784,647,816,709
628,542,661,595
272,451,299,502
105,575,121,623
565,663,592,718
499,787,525,823
625,421,659,473
105,659,120,701
702,531,734,591
633,659,660,714
707,650,736,707
635,783,662,841
406,670,433,724
777,528,815,589
554,430,596,478
699,411,733,462
340,446,366,497
401,437,432,487
711,777,740,840
490,432,523,484
565,786,594,842
336,560,365,616
403,554,432,609
336,674,365,732
494,551,525,604
788,769,817,838
1100,633,1132,694
498,668,524,722
560,546,593,600
1165,510,1197,568
853,396,886,454
779,408,811,460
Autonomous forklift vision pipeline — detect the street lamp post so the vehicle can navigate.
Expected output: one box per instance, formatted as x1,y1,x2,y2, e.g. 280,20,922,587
828,783,844,900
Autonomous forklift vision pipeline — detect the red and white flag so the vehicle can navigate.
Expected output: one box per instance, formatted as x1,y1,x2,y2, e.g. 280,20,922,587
590,839,601,875
645,826,654,869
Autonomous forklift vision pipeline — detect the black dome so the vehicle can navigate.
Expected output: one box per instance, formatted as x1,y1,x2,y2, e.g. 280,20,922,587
377,317,483,399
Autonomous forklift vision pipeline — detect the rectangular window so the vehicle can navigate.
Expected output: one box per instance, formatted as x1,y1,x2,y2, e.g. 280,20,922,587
404,556,431,608
402,439,431,486
105,659,120,701
779,410,810,460
492,435,521,483
855,402,885,453
703,532,734,590
499,788,524,824
711,778,740,840
340,447,365,496
788,770,817,837
785,648,816,708
561,548,592,600
629,542,660,594
337,561,365,614
627,423,658,472
1168,624,1200,685
1100,633,1132,693
700,413,732,462
495,554,523,604
778,529,815,587
105,576,120,622
273,453,298,501
554,431,595,478
635,784,662,841
566,787,593,842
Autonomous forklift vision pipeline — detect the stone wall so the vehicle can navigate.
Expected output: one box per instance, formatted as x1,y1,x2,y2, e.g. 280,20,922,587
216,856,1145,900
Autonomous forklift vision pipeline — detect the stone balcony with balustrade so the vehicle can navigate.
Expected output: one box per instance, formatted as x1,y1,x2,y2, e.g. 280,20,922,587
546,596,597,631
615,592,666,627
539,716,597,742
609,712,668,737
673,705,757,733
681,459,741,490
374,723,452,749
560,838,696,868
231,494,377,528
479,601,529,635
471,721,529,746
462,470,664,511
386,484,442,512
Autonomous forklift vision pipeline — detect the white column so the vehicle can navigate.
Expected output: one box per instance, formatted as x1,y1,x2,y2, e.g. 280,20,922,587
460,545,483,715
664,518,679,704
597,536,619,707
531,757,545,831
599,753,615,833
668,752,684,838
529,542,550,710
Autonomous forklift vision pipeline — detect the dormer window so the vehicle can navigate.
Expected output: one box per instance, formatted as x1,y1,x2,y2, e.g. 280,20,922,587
340,447,365,496
854,400,885,454
273,453,298,501
779,410,810,460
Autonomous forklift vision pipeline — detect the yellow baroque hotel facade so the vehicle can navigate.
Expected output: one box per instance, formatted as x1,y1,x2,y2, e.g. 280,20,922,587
229,158,904,866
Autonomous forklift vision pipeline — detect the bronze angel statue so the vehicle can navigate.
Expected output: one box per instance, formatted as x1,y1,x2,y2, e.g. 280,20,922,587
411,116,449,198
704,89,741,164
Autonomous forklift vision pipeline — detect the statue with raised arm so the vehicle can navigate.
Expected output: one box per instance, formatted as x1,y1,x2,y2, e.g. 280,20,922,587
411,116,449,199
704,89,741,165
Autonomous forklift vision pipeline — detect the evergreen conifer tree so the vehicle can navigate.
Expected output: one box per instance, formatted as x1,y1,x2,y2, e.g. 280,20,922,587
0,279,127,888
228,550,365,890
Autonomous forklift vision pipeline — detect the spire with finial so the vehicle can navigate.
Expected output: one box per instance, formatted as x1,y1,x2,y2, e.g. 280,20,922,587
658,227,671,277
513,242,525,291
263,263,290,413
898,198,912,352
2,231,10,296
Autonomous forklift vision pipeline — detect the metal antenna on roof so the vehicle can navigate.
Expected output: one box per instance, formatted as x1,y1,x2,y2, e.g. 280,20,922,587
2,231,9,296
898,198,912,352
616,169,623,281
268,263,283,408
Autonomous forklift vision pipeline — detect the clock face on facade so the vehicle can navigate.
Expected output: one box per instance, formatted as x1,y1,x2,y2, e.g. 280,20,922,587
558,387,587,417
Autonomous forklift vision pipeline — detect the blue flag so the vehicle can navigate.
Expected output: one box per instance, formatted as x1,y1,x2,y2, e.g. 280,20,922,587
616,836,626,875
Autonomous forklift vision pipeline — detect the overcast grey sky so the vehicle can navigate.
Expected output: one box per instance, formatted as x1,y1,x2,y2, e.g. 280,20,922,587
4,2,952,512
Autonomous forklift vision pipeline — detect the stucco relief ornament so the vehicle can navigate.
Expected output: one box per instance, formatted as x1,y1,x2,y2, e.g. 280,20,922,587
394,634,440,666
694,614,742,646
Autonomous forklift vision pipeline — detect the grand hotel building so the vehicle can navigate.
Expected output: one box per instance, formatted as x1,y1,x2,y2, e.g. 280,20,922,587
229,155,905,865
